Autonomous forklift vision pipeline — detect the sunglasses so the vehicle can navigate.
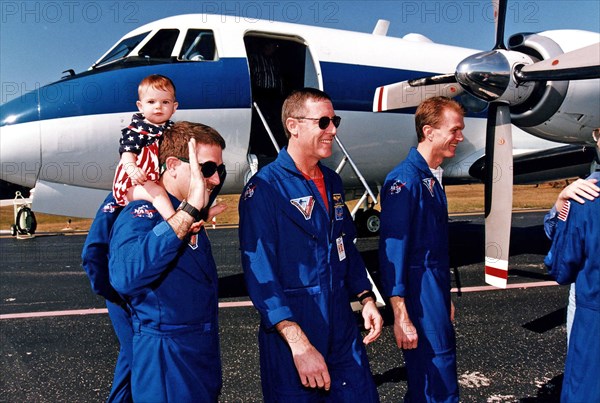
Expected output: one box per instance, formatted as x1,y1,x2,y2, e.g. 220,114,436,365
177,157,226,179
293,115,341,130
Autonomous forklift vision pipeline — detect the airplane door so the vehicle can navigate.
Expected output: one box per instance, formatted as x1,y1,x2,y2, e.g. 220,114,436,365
244,34,319,167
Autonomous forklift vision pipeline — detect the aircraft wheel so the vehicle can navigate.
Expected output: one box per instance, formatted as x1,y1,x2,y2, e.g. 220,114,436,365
10,224,17,236
15,206,37,235
356,209,380,237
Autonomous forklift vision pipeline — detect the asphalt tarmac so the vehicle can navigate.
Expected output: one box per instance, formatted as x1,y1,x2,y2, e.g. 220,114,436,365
0,211,569,402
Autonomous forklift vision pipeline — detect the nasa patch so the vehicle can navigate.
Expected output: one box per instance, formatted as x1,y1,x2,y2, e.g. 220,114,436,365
102,201,119,214
131,204,157,219
389,180,407,195
243,183,257,200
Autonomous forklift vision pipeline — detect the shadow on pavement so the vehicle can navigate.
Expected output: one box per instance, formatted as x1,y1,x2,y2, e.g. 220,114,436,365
520,373,563,402
373,366,408,387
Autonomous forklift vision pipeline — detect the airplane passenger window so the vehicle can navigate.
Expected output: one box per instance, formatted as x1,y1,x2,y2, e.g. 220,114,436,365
138,29,179,59
95,32,150,67
179,30,216,61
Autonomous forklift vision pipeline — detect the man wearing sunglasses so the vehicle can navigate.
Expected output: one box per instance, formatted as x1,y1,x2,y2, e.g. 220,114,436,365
81,122,227,402
239,88,381,402
108,121,226,402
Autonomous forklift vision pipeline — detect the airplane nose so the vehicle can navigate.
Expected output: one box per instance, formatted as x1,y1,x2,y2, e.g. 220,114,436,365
0,94,42,188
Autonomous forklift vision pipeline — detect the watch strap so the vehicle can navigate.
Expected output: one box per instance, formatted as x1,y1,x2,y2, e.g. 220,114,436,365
358,290,376,305
178,200,202,222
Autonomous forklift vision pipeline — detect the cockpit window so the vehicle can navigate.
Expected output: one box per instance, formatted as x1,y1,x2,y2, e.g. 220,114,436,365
138,29,180,59
179,30,217,61
95,31,149,67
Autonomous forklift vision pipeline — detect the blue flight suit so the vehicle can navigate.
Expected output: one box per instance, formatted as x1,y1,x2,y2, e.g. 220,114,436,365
544,172,600,239
81,193,132,403
239,147,379,402
544,171,600,345
379,147,458,403
545,197,600,403
109,195,222,403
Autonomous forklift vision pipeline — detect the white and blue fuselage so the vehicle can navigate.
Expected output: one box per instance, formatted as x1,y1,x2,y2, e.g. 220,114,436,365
1,14,596,217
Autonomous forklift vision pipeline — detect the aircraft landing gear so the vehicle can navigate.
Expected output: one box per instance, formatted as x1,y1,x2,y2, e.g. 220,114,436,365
12,191,37,239
355,208,380,237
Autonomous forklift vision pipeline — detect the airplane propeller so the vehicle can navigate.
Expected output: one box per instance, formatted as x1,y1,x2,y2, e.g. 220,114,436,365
373,0,600,288
515,42,600,82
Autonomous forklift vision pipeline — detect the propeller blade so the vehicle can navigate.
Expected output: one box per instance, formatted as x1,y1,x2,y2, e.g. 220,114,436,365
493,0,507,50
484,103,513,288
516,42,600,82
408,73,457,86
373,77,462,111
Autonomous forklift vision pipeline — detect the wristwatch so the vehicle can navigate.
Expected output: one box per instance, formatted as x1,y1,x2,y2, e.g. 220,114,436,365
358,290,376,305
177,200,202,222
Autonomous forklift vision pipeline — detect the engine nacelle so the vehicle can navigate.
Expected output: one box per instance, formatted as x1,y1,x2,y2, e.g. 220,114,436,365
508,30,600,144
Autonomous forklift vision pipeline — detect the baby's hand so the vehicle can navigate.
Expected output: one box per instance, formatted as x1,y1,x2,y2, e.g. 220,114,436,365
186,203,227,235
189,221,204,234
208,203,227,219
130,167,147,186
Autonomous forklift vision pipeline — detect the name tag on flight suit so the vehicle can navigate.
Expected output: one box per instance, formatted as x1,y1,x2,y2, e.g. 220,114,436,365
336,236,346,261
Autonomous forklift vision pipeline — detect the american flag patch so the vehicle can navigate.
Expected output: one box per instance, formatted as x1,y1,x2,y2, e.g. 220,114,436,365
558,200,571,222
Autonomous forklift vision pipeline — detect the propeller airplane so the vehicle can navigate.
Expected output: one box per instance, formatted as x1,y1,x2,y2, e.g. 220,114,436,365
1,2,598,288
373,0,600,287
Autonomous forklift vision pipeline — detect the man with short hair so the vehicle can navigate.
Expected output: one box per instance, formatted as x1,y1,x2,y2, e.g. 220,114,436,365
379,96,465,402
239,88,381,402
109,121,226,402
